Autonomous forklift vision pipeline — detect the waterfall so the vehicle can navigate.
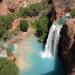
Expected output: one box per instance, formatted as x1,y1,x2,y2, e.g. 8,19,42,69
41,23,62,58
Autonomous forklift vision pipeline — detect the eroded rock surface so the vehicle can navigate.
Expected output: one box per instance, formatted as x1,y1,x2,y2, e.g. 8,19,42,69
0,0,42,15
58,19,75,75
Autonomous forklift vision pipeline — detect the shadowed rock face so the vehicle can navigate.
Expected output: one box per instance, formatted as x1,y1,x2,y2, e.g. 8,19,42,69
52,1,75,75
0,0,3,2
58,19,75,75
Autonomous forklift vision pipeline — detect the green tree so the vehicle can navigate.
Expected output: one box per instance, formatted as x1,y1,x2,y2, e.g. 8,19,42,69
71,8,75,18
0,58,18,75
2,31,12,41
19,2,49,17
0,14,15,29
20,20,29,32
0,26,6,38
34,15,48,42
6,44,14,56
19,7,30,17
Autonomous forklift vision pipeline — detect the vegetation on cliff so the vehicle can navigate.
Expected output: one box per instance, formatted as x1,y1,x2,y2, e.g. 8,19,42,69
32,15,49,42
17,2,51,42
71,8,75,18
0,58,18,75
19,2,49,18
0,1,51,75
0,13,16,39
0,26,6,38
0,14,15,29
20,20,29,32
6,44,14,56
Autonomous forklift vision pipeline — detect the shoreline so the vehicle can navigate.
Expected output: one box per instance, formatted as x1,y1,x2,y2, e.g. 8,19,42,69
14,27,35,70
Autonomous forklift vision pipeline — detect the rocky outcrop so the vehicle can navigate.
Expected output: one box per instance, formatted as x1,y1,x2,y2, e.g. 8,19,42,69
9,0,41,11
53,0,75,9
11,18,21,32
58,19,75,75
8,0,27,11
8,0,41,11
52,1,75,75
0,0,8,15
0,0,42,15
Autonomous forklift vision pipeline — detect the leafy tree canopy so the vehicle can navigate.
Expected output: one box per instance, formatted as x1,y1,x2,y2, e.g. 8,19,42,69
71,8,75,18
20,20,29,32
0,58,18,75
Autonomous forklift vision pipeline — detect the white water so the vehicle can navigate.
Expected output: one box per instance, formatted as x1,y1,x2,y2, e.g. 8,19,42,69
41,23,62,58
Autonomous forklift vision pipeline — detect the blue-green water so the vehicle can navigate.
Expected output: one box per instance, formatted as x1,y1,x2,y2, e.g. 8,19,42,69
58,13,71,25
19,35,65,75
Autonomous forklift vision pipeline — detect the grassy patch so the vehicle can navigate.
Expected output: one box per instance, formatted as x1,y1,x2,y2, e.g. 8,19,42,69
0,58,18,75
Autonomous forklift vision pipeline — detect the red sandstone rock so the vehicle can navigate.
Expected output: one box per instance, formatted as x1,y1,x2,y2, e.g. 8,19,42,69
58,19,75,75
11,18,21,32
0,0,8,15
0,0,42,15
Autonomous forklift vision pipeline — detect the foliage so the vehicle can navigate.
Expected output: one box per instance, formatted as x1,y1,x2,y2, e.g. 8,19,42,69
0,58,18,75
31,21,37,29
19,7,29,17
6,44,14,56
0,2,51,42
0,13,17,39
20,20,29,32
2,31,12,41
19,2,49,17
33,15,49,42
0,14,15,29
71,8,75,18
0,26,6,38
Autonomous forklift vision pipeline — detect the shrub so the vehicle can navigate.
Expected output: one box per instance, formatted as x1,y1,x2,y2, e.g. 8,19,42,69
0,14,15,38
34,15,49,42
19,2,49,17
0,58,18,75
71,8,75,18
31,21,37,29
0,26,6,37
2,31,12,41
20,20,29,32
6,44,14,56
19,7,29,18
0,14,15,29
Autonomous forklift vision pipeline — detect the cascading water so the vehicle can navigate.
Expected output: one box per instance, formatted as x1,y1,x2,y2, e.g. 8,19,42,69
41,13,71,59
41,23,62,58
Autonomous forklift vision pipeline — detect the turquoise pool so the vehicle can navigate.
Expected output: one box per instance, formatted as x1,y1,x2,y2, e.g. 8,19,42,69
19,35,65,75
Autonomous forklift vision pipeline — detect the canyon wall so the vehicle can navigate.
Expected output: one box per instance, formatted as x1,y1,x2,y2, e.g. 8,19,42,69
52,0,75,75
0,0,42,15
58,19,75,75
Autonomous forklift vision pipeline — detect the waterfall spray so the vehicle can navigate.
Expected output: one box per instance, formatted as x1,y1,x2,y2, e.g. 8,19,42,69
41,23,62,58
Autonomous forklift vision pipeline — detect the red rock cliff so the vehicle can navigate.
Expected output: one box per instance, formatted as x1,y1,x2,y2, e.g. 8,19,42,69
58,19,75,75
0,0,42,15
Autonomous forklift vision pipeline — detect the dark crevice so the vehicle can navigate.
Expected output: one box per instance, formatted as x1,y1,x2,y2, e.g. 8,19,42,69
0,0,3,2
